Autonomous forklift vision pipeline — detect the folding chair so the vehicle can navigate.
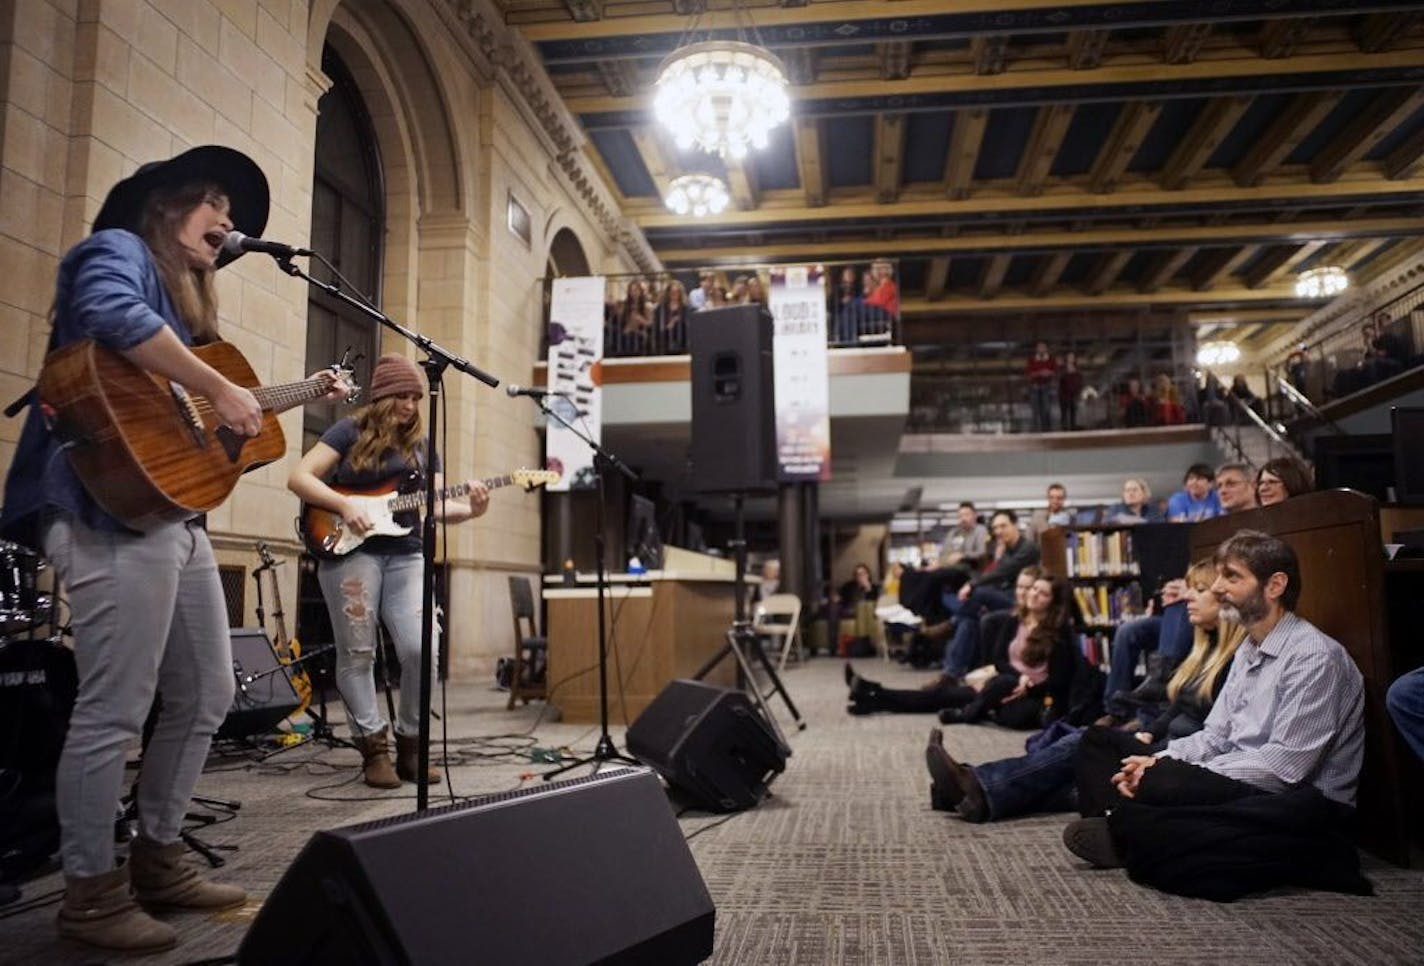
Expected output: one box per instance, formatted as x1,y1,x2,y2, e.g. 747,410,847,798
754,593,803,673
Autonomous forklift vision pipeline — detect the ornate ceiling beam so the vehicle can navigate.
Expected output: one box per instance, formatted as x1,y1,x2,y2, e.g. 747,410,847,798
724,156,760,211
634,171,1424,230
925,256,951,300
943,107,989,200
1357,237,1424,283
1189,307,1308,326
978,254,1012,298
1086,250,1133,295
629,128,677,199
1029,251,1072,296
1327,237,1389,270
876,40,912,81
874,114,907,203
1383,123,1424,180
793,117,827,207
1357,11,1424,53
653,215,1424,264
1087,102,1162,194
1232,90,1345,187
1016,103,1076,197
1163,22,1214,64
1161,96,1253,190
1190,246,1258,290
1259,17,1316,58
898,283,1310,315
566,48,1424,120
1310,87,1424,183
1066,29,1109,70
971,35,1010,75
1139,248,1197,293
1241,240,1327,289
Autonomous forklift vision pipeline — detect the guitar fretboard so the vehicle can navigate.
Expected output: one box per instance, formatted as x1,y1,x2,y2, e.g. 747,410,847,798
250,375,339,414
386,474,520,514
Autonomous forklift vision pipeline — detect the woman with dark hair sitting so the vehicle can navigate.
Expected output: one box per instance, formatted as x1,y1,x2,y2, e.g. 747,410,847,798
924,559,1246,821
846,570,1077,730
1255,456,1314,507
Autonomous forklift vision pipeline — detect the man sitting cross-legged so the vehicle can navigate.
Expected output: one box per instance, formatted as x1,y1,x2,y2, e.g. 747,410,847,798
1060,530,1370,900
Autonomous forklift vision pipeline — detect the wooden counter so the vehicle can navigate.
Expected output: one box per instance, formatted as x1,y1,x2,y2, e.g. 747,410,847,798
543,574,741,725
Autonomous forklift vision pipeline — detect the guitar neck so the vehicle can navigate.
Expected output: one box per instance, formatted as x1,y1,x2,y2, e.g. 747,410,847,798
386,474,516,515
248,376,333,416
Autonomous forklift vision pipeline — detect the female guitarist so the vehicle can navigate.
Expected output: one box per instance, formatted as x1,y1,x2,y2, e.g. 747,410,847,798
287,354,489,790
0,146,347,954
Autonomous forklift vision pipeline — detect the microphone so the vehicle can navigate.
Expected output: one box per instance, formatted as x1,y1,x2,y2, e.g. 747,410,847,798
222,230,313,259
505,385,567,398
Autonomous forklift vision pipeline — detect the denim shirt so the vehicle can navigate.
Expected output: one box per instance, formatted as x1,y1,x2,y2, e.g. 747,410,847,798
2,230,190,540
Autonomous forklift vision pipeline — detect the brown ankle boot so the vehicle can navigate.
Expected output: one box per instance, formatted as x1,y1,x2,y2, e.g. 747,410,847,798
394,732,442,784
353,729,401,788
129,836,247,912
57,866,177,953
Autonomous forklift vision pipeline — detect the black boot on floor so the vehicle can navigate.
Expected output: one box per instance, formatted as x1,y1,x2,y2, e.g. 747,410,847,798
1063,817,1123,869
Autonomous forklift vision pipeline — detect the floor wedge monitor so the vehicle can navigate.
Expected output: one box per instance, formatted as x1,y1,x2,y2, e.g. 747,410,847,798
237,768,715,965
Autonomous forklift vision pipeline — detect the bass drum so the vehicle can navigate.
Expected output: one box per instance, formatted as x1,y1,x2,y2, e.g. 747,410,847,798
0,539,52,636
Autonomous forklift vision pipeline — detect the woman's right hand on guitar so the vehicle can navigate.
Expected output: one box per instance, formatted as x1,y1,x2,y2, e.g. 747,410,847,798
210,380,263,437
340,498,373,535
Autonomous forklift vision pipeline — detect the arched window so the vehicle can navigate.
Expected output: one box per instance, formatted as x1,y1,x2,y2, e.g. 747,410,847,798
303,46,385,450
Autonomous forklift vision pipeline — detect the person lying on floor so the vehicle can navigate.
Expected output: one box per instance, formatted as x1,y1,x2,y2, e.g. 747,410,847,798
924,558,1245,822
847,571,1079,730
1059,530,1369,901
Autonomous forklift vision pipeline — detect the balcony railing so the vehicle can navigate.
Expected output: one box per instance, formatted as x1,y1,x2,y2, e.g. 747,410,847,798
549,261,903,360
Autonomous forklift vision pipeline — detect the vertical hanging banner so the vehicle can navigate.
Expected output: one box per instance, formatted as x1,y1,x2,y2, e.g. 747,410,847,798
770,265,832,482
545,276,606,491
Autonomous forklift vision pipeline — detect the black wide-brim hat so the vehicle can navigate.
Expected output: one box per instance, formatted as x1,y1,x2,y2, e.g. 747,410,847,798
92,145,269,268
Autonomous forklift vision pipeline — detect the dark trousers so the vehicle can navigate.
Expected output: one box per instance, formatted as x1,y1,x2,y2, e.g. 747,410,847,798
866,679,977,714
1076,725,1258,817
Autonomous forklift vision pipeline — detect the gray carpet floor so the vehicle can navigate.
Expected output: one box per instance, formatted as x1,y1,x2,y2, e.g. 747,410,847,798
3,657,1423,964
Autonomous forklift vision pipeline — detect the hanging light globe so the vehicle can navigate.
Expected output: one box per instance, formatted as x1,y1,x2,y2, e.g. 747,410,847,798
1295,265,1348,299
1196,340,1242,367
653,40,790,160
663,174,731,218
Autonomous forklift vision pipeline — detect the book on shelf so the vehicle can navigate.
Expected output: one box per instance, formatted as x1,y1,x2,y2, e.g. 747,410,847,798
1070,582,1144,628
1063,529,1141,578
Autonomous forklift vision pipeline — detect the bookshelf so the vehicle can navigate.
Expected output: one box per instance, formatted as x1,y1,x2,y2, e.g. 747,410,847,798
1040,524,1148,671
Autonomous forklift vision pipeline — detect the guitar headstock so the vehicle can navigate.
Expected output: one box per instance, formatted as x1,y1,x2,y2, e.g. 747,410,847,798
323,362,360,404
512,467,561,491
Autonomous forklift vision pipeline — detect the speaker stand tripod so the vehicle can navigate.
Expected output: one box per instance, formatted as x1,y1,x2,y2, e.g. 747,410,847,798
691,494,804,745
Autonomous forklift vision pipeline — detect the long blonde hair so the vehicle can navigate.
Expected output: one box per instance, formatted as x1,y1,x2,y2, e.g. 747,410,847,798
137,181,222,343
346,396,424,474
1166,559,1247,703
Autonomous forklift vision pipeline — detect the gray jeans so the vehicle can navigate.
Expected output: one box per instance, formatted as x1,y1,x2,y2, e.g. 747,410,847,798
43,511,234,877
316,550,435,738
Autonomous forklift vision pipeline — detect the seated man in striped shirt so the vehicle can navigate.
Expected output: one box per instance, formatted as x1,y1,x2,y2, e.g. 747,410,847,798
1064,529,1365,872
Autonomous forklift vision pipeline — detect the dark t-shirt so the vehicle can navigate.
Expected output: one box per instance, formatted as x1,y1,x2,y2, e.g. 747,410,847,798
319,417,441,556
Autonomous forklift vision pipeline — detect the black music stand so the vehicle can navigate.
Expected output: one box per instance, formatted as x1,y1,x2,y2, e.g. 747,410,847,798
529,399,641,780
273,254,500,812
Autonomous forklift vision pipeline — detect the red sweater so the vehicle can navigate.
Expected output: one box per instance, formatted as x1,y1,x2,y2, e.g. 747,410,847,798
1026,355,1057,386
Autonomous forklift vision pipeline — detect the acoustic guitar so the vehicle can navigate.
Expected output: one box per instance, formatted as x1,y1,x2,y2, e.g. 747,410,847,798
38,339,354,532
298,468,559,559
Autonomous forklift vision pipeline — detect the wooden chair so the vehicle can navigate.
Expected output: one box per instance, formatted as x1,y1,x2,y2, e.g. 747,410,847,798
506,576,548,709
754,593,803,673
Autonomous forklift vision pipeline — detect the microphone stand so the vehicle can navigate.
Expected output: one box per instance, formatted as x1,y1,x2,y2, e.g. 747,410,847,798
522,394,641,778
274,255,498,812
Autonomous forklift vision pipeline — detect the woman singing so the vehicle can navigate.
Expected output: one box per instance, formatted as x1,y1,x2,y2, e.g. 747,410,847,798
1,146,347,953
288,354,489,789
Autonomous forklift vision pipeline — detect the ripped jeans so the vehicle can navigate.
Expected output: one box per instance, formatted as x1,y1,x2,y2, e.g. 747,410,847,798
317,550,436,739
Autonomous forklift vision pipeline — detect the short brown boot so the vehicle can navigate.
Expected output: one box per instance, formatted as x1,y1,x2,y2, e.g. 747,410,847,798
394,732,442,784
57,866,177,953
353,729,401,789
129,836,247,912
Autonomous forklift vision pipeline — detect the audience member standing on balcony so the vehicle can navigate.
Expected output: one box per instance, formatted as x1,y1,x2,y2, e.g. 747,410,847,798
1058,351,1084,430
745,274,768,305
1026,341,1058,433
1229,375,1260,421
1151,373,1186,425
864,258,899,318
729,275,749,305
1167,464,1222,522
654,279,690,354
833,266,861,343
1121,377,1151,427
688,272,714,311
613,278,653,354
1256,457,1313,507
939,502,989,571
1105,477,1162,524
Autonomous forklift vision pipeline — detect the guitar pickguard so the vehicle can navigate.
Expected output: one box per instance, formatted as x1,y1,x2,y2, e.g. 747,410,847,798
214,425,247,463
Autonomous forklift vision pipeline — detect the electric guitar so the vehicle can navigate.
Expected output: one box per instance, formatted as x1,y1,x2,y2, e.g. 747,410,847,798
37,340,356,531
254,542,311,718
297,468,559,559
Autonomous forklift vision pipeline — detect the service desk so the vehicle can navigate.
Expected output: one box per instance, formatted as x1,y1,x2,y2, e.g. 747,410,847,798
542,572,742,724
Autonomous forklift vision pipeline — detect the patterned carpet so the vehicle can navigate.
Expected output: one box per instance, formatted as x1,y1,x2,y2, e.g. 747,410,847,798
3,658,1423,964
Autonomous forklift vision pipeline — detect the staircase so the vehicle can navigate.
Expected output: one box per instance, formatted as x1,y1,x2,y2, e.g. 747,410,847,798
1210,416,1308,473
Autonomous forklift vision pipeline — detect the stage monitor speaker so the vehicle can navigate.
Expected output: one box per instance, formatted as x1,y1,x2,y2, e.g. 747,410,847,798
627,679,788,813
237,768,715,966
220,628,300,739
689,304,776,493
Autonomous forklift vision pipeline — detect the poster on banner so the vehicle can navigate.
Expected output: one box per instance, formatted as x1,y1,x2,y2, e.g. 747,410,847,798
544,276,606,491
770,265,831,482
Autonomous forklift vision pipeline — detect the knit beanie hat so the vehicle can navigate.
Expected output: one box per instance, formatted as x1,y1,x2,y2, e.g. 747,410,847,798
369,354,425,401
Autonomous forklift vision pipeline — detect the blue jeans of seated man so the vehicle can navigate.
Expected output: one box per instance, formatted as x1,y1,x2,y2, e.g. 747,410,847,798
1387,667,1424,762
941,585,1014,676
972,729,1083,820
1103,603,1193,715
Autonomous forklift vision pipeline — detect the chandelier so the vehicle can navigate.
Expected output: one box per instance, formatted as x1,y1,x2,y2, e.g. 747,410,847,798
1196,341,1241,367
653,40,790,160
664,174,731,218
1295,265,1348,299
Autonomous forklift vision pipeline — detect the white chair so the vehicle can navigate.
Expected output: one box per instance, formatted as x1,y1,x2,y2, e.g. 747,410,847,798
874,592,920,664
754,593,803,673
